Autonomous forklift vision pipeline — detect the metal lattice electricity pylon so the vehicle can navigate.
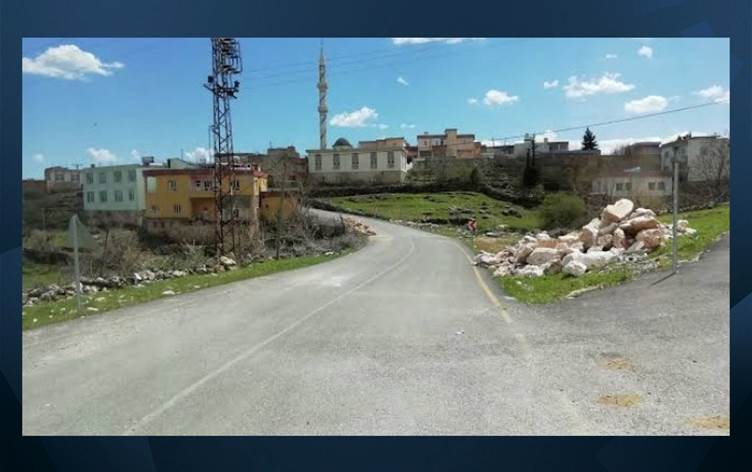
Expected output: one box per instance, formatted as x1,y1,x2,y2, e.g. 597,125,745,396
205,37,242,255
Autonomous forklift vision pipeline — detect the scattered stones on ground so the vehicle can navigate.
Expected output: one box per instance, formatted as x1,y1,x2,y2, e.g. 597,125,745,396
473,198,697,278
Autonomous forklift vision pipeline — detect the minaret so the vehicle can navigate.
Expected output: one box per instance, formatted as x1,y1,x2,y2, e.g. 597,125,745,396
317,43,328,150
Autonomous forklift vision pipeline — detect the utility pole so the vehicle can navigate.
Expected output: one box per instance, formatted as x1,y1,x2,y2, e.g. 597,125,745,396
205,38,243,255
672,143,680,274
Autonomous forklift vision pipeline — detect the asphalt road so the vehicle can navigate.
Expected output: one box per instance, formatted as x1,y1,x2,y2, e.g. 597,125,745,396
22,214,729,435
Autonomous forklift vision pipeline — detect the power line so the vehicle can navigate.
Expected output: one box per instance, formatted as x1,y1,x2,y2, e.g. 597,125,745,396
487,101,726,144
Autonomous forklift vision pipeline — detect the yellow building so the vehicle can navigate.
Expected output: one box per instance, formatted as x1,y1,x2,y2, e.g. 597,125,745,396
260,190,300,222
143,167,267,231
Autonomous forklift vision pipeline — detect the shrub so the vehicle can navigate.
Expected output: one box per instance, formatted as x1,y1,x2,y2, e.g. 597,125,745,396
540,193,587,229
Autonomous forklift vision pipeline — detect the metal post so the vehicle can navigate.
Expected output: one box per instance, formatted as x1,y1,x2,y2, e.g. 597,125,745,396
72,215,82,314
672,148,679,273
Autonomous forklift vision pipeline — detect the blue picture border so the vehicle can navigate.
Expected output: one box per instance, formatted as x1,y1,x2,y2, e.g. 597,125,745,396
1,0,749,469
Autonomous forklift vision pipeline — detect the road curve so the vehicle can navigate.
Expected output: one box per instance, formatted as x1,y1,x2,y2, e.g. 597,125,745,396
22,214,728,435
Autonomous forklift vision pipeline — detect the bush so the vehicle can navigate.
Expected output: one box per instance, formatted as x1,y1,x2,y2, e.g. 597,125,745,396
540,193,586,229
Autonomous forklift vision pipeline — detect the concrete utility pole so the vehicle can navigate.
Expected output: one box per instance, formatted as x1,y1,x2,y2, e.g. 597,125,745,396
672,143,680,273
318,42,328,150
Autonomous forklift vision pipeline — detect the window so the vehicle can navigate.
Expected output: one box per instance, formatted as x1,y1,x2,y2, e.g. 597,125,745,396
128,188,135,201
173,204,182,214
99,190,108,202
333,153,340,170
98,172,107,184
648,182,656,190
387,151,395,169
151,205,159,215
352,153,359,170
168,180,177,191
86,191,95,203
193,179,202,190
370,152,377,169
657,181,666,190
114,190,123,202
615,183,623,191
147,177,157,193
71,173,80,182
114,170,122,183
625,182,632,191
54,173,63,181
203,180,212,191
86,173,94,184
231,180,240,191
128,170,137,182
315,154,322,171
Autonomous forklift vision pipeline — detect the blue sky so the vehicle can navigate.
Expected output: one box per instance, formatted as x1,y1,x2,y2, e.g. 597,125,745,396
22,37,729,178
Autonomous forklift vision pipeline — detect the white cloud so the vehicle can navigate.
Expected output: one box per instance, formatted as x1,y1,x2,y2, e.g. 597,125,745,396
374,123,389,130
467,98,479,105
563,72,635,99
638,45,653,59
86,147,117,163
400,123,416,130
483,89,519,107
184,147,213,162
23,44,124,80
543,80,559,89
694,84,730,104
624,95,668,114
396,76,409,86
537,130,558,142
130,149,142,161
391,38,483,46
32,153,45,163
330,106,379,127
605,53,618,59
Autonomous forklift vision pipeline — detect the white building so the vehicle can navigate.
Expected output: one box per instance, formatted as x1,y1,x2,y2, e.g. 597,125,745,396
307,137,410,185
81,160,152,224
659,134,730,183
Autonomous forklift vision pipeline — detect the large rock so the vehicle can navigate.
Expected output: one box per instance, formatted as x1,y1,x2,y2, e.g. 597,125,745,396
596,234,613,250
623,215,660,234
562,250,617,270
601,199,634,223
536,239,560,249
516,264,545,277
514,243,535,263
493,264,515,277
630,207,656,219
526,247,561,266
475,251,502,267
598,222,618,236
562,260,587,277
612,228,626,249
219,256,237,267
558,232,580,245
579,218,600,249
635,228,665,250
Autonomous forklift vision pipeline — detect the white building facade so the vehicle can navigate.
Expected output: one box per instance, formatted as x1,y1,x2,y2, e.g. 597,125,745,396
307,137,410,185
659,135,730,183
81,163,149,224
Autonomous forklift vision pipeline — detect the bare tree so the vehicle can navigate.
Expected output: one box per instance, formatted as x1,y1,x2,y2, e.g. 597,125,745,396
693,140,730,203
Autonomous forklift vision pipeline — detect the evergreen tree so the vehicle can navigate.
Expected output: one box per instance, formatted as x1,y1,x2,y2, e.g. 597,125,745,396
581,127,598,151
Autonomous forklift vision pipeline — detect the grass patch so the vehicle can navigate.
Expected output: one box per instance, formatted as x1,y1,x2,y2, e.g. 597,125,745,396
325,192,541,233
498,204,729,304
23,259,66,290
22,252,349,330
500,268,634,304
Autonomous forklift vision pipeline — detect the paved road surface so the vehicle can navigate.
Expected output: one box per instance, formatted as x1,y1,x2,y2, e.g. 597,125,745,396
23,214,729,435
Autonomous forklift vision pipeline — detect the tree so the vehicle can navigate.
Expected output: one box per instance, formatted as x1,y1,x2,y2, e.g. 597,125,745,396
693,140,730,203
581,127,598,151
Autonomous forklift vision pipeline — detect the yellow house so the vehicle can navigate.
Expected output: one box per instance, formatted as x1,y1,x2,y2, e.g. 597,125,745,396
143,167,267,230
260,190,300,222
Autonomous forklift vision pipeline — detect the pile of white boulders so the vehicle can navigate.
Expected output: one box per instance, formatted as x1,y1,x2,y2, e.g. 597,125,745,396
343,217,376,236
474,198,697,278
